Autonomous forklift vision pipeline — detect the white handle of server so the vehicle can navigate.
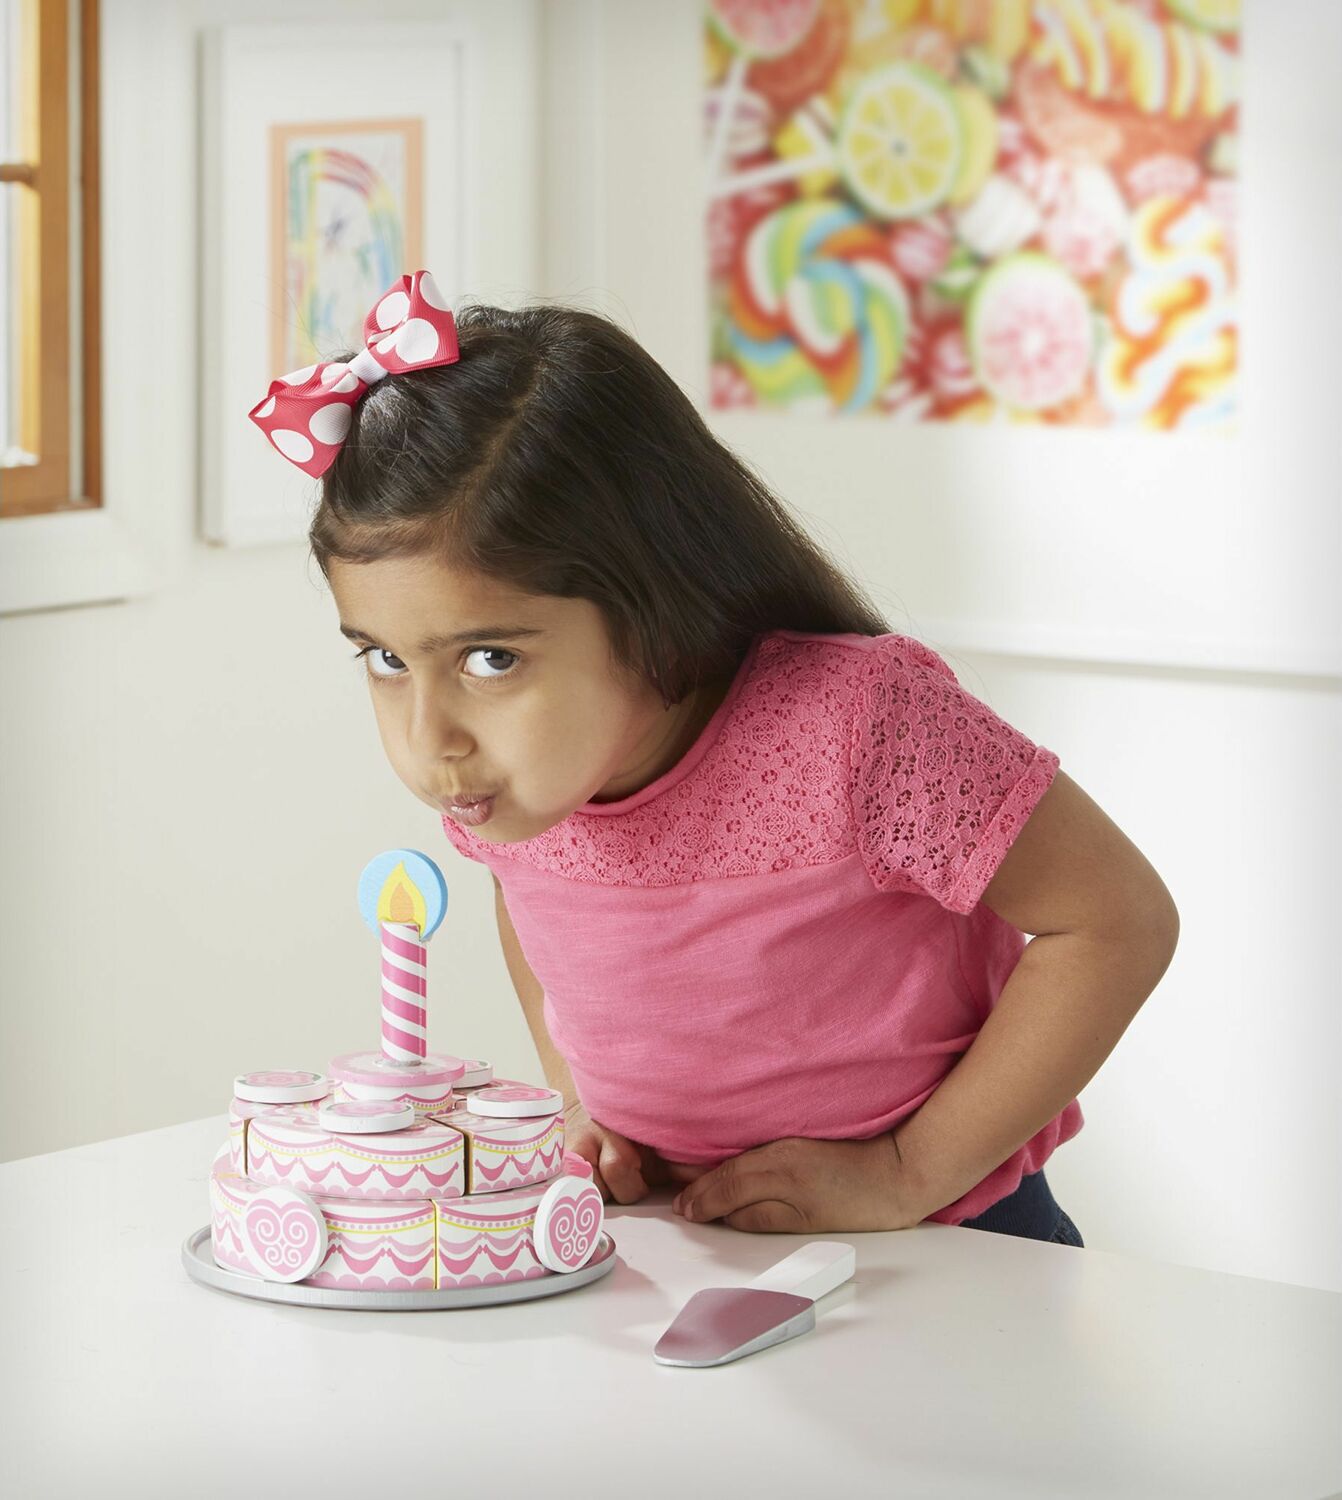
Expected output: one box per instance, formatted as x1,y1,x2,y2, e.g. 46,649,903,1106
745,1241,855,1303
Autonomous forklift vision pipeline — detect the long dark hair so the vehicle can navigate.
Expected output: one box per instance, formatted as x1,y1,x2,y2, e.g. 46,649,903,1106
311,303,891,705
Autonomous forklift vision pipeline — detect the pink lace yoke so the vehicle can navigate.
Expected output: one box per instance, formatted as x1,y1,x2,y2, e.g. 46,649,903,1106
444,630,1057,909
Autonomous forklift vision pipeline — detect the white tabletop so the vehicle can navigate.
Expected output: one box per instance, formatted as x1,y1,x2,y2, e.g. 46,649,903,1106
3,1116,1339,1499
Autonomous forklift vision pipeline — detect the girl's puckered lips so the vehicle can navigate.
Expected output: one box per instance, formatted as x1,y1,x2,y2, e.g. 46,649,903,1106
442,793,496,828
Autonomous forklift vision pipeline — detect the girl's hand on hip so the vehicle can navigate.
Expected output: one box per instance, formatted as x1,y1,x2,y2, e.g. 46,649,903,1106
668,1135,919,1233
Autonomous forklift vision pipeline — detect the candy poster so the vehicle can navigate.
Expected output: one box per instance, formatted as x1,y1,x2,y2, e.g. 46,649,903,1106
270,118,424,375
705,0,1239,429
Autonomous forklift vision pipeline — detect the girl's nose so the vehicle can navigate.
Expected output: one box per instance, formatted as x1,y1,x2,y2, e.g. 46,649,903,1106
406,688,474,762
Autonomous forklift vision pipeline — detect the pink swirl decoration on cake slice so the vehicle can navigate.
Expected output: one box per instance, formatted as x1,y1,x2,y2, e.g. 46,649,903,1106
241,1186,328,1282
533,1177,604,1273
546,1195,600,1265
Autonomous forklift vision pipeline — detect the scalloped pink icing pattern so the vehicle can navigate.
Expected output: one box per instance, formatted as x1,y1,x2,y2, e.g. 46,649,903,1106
210,1206,252,1272
246,1139,463,1198
439,633,1056,911
472,1140,563,1186
438,1228,544,1281
308,1273,443,1290
319,1245,435,1278
441,1241,529,1276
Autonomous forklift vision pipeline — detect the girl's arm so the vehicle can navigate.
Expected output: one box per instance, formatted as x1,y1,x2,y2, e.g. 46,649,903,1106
890,768,1180,1222
493,875,657,1203
672,769,1179,1232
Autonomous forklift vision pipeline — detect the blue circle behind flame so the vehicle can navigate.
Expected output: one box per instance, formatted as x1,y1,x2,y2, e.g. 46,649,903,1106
357,848,448,939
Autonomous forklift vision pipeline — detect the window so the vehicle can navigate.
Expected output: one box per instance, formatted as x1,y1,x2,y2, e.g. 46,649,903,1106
1,0,101,519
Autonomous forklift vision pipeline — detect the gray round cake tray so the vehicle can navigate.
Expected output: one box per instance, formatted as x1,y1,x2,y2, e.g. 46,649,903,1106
181,1225,618,1311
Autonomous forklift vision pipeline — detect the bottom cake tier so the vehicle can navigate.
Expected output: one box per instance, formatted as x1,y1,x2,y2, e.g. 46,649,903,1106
209,1146,604,1291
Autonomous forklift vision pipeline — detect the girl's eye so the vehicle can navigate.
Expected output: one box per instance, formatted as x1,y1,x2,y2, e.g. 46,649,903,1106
463,647,518,681
361,648,406,679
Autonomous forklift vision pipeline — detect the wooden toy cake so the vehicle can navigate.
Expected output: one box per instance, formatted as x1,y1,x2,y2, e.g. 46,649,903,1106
207,849,605,1294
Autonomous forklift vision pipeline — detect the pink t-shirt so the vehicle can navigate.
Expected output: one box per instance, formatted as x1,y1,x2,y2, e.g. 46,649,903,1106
440,629,1083,1225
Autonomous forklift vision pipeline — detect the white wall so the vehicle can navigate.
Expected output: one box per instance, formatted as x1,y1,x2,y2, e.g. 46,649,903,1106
0,0,543,1162
1,0,1338,1296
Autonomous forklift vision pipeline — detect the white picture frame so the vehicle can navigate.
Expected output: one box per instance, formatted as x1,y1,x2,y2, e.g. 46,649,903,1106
199,9,538,548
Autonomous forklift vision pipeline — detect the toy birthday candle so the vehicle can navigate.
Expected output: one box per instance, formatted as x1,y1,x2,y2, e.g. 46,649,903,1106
377,869,430,1064
329,850,464,1113
356,850,449,1065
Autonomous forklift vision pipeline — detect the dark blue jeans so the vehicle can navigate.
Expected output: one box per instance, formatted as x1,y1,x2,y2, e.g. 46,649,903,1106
959,1169,1085,1246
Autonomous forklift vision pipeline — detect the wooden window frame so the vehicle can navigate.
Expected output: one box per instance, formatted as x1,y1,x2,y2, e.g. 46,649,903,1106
0,0,101,519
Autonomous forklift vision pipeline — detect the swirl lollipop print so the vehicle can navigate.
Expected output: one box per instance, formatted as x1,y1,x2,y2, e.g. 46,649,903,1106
726,197,910,411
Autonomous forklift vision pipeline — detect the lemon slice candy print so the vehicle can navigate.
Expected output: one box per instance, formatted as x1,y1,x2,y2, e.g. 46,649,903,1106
838,62,966,221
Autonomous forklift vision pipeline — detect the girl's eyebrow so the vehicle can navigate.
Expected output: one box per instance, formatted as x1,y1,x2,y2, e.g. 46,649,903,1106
339,623,546,653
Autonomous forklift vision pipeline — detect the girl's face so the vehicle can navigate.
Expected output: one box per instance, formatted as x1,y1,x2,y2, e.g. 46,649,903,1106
327,552,714,842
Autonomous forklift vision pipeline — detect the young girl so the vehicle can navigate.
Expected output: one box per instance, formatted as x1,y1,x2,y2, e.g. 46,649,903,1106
252,271,1179,1246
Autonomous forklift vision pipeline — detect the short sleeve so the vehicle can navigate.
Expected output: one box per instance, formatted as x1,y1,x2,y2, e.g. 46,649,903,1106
847,636,1060,915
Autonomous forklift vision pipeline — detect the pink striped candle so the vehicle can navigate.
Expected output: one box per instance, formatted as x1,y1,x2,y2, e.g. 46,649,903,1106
380,920,428,1065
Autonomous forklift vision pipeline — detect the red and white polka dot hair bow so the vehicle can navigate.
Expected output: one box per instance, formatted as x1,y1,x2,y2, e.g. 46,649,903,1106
248,269,460,479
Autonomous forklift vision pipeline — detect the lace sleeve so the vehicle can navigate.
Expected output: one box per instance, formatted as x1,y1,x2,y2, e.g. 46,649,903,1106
848,636,1060,915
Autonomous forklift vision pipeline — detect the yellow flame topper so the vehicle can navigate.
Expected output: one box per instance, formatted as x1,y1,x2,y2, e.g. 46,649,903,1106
377,863,428,932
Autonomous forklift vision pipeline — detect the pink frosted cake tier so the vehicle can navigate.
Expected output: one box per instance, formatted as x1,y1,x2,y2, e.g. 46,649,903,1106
212,1064,603,1294
227,1096,322,1173
246,1107,469,1201
433,1179,559,1288
426,1106,565,1195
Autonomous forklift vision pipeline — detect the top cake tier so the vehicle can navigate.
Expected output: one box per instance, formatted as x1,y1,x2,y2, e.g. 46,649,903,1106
228,1065,566,1201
